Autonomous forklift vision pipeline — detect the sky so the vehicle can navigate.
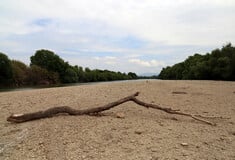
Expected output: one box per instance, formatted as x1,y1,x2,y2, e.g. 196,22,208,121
1,0,235,75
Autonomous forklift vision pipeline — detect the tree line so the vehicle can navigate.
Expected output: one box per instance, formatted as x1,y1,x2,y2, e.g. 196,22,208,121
0,49,138,87
158,43,235,81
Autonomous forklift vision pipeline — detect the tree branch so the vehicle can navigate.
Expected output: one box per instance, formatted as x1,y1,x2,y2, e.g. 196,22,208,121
7,92,139,123
7,92,216,125
130,97,216,126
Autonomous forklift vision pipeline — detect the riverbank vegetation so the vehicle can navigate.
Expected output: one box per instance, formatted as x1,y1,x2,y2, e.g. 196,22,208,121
158,43,235,81
0,49,138,87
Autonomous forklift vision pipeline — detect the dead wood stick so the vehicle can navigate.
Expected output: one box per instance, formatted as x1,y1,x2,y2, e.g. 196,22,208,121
130,98,216,126
7,92,216,125
7,92,139,123
194,114,230,119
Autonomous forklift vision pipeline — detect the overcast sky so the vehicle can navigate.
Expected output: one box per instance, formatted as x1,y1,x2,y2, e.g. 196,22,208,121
1,0,235,75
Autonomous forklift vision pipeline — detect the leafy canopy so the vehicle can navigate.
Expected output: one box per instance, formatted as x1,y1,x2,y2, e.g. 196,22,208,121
158,43,235,81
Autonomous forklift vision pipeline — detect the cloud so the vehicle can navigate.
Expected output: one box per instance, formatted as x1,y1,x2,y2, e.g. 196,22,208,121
129,59,165,67
32,18,53,27
93,56,117,65
1,0,235,44
0,0,235,75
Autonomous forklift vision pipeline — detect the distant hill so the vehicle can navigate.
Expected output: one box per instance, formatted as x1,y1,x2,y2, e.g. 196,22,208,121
139,73,158,77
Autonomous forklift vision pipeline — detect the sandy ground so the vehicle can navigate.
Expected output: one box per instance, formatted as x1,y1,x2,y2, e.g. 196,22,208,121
0,80,235,160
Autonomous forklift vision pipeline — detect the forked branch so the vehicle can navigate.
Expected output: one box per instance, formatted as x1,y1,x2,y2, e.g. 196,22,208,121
7,92,216,125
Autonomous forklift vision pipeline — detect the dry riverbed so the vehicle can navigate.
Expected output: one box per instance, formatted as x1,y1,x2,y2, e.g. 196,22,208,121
0,80,235,160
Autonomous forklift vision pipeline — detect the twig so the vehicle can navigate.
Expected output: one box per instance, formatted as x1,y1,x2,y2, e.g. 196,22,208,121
194,114,230,119
130,97,216,126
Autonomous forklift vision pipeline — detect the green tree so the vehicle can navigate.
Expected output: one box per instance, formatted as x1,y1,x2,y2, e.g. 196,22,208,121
63,67,78,83
30,49,139,83
128,72,138,79
30,49,66,82
0,52,13,85
11,60,29,86
159,43,235,81
77,66,85,81
31,49,65,72
28,65,59,85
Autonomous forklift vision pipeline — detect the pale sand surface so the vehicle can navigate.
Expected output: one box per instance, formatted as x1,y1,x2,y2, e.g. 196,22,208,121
0,80,235,160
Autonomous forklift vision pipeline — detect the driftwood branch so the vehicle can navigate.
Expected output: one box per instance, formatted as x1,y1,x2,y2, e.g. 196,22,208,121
7,92,139,123
7,92,216,125
130,97,216,126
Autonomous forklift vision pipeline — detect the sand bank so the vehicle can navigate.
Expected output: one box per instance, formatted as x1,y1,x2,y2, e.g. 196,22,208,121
1,80,235,159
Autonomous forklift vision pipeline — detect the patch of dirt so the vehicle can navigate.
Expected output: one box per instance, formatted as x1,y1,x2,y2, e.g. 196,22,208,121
1,80,235,160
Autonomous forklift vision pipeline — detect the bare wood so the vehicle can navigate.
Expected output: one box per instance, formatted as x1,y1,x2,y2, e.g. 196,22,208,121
194,114,230,119
7,92,216,125
130,98,216,126
7,92,139,123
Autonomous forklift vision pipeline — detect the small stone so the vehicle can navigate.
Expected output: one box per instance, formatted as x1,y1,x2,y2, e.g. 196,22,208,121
28,147,33,150
220,137,225,141
130,140,135,143
221,147,226,150
38,141,44,145
135,130,143,135
229,121,234,125
151,148,158,152
181,143,188,146
111,128,117,132
229,131,235,136
171,117,178,121
203,142,209,145
63,141,69,145
115,112,125,119
16,145,21,150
